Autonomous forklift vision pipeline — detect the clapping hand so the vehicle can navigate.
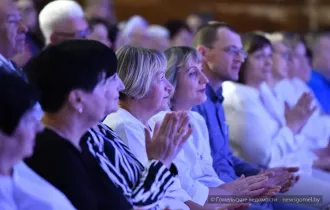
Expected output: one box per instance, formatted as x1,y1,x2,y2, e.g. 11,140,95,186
145,112,192,168
220,174,270,197
260,167,299,193
285,93,316,134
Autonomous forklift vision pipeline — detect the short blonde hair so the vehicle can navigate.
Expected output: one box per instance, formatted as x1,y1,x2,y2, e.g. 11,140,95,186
116,45,166,100
164,46,202,91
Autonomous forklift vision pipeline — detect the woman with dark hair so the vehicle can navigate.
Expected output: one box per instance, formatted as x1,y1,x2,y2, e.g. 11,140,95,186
87,17,112,48
24,39,133,210
0,70,75,209
24,39,190,210
222,32,330,209
87,17,121,50
164,19,193,47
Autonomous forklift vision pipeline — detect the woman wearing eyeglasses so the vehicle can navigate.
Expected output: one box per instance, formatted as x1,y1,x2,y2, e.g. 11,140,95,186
222,32,330,209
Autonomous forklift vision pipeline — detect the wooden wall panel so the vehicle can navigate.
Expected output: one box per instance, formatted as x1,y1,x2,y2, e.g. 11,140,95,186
35,0,330,33
112,0,330,32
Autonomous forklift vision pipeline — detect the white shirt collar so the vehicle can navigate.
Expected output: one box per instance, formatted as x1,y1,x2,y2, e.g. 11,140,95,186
0,53,15,70
117,108,155,132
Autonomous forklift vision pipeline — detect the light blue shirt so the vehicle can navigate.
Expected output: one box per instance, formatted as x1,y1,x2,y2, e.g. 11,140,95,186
192,84,260,183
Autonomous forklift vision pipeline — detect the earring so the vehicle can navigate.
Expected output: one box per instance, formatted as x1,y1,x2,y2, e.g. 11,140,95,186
78,107,83,113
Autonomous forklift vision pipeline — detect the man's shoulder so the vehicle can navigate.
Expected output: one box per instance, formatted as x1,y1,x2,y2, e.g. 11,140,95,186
0,62,11,72
308,70,327,86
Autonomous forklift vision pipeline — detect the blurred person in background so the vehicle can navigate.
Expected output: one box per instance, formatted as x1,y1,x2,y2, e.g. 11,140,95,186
271,33,317,109
274,34,330,150
84,0,116,24
147,25,169,51
107,23,120,50
164,19,193,47
121,15,150,48
38,0,90,46
308,32,330,114
186,12,214,34
87,17,111,48
266,33,330,173
0,0,28,78
287,34,312,83
221,32,330,209
13,0,43,68
266,33,330,160
111,21,126,50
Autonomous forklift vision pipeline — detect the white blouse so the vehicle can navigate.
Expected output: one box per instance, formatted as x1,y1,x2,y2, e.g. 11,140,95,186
0,162,75,210
152,110,224,206
274,78,330,149
222,81,317,175
103,108,191,210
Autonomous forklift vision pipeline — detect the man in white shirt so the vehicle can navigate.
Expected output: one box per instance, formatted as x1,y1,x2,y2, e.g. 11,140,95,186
0,0,28,75
267,33,330,153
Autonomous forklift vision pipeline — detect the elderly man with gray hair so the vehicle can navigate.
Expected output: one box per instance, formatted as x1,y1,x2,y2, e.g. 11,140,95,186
39,0,90,45
0,0,28,77
147,24,169,51
121,15,150,48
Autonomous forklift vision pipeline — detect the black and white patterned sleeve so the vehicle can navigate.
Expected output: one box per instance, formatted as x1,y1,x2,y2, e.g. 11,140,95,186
86,124,183,210
130,160,178,209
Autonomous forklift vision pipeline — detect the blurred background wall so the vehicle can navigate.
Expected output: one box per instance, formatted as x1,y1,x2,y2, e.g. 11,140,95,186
35,0,330,33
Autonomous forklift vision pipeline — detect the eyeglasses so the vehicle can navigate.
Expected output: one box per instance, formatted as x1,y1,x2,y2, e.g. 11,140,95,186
222,46,248,59
54,28,91,39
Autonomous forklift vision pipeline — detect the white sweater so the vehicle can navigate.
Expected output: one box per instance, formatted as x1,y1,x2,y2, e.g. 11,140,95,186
152,110,224,205
222,81,317,175
0,162,75,210
103,108,191,210
274,78,330,149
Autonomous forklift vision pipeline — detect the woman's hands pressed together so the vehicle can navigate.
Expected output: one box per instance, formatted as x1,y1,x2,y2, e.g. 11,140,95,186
145,112,192,168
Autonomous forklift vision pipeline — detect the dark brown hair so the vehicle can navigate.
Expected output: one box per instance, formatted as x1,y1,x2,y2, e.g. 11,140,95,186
238,32,272,84
193,21,238,48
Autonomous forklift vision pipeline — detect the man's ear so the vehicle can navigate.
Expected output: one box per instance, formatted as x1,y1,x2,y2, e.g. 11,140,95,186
196,45,208,62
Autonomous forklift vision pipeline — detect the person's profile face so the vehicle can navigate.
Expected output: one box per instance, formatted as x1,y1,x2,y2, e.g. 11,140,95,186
0,0,28,56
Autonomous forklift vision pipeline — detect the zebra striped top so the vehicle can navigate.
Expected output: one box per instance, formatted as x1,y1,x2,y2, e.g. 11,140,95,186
81,122,179,210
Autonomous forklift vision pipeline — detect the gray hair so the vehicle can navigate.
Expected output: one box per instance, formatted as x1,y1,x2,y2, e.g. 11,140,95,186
147,25,169,39
122,15,148,38
39,0,84,44
164,46,202,91
116,45,166,100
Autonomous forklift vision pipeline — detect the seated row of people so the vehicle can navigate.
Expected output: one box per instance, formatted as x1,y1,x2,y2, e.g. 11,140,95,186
1,22,330,210
0,40,249,210
222,32,330,205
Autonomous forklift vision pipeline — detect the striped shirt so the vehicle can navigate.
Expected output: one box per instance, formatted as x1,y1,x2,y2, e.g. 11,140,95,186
81,122,179,210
